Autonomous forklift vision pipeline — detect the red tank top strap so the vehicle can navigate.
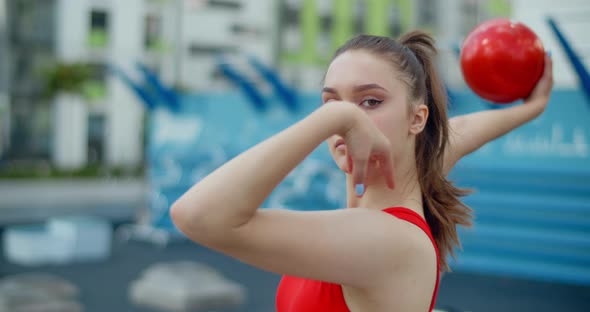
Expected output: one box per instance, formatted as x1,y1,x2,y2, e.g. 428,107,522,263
381,207,440,312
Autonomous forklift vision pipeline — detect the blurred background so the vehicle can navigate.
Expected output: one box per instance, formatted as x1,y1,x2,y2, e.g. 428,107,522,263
0,0,588,311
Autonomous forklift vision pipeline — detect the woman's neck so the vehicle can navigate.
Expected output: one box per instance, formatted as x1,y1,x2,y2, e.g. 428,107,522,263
345,163,424,217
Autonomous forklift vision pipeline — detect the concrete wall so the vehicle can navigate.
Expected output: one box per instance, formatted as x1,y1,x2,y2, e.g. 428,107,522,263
106,0,145,167
53,0,89,169
55,0,88,61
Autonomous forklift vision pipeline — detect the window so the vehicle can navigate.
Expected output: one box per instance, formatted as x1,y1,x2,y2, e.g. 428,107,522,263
87,114,105,164
208,0,241,10
145,14,162,51
89,9,109,48
186,0,242,10
188,44,237,55
85,63,108,101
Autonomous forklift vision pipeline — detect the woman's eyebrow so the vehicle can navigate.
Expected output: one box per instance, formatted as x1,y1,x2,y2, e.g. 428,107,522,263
322,87,337,94
322,84,387,94
353,83,387,92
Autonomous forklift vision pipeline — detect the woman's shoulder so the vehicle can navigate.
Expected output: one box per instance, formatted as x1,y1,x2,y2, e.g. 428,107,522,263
378,207,438,268
382,207,433,236
343,208,438,310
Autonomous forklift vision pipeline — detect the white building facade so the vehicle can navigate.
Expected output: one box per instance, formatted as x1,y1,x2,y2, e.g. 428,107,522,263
159,0,279,91
52,0,170,169
1,0,587,170
3,0,279,170
2,0,161,169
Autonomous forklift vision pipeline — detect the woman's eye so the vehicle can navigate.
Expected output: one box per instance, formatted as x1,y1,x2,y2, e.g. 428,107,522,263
360,98,383,108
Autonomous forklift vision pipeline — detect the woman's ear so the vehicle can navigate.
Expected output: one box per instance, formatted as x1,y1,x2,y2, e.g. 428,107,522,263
409,103,428,135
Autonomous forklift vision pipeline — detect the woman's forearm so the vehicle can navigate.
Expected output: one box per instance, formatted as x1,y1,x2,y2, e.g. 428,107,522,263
450,96,548,159
446,54,553,172
473,97,544,135
171,102,356,239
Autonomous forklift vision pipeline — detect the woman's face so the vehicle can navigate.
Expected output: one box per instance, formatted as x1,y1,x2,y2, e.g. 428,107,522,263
322,50,421,176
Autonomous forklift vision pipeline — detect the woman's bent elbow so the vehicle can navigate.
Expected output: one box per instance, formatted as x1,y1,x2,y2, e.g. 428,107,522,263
170,200,191,233
169,201,181,223
169,201,229,247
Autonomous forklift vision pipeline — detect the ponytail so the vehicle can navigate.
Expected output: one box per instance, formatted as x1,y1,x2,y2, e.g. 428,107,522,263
399,31,472,271
333,31,472,271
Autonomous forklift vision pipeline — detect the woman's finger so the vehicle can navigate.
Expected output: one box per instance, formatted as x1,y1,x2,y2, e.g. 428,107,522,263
544,53,554,88
380,153,395,190
539,54,553,89
527,54,553,100
352,155,369,197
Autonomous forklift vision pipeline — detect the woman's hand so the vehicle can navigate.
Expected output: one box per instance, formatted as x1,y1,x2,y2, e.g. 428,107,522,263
338,103,395,196
525,53,554,114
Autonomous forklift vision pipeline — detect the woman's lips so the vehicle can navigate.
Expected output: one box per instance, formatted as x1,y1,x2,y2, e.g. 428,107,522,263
334,139,346,151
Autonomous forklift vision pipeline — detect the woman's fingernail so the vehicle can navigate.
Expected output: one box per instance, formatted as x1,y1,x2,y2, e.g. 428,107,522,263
355,184,365,197
546,50,552,58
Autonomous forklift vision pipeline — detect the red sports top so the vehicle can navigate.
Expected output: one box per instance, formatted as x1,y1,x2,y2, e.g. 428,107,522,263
276,207,440,312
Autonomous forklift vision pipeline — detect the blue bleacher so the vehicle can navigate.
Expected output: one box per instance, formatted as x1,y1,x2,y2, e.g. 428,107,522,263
447,90,590,286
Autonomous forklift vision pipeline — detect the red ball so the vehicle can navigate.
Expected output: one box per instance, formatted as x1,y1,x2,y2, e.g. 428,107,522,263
460,18,545,104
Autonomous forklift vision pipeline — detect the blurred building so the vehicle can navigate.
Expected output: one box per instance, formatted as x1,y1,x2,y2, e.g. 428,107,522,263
278,0,590,91
0,0,8,160
276,0,515,91
2,0,162,169
1,0,280,170
0,0,588,171
158,0,279,91
278,0,432,90
3,0,56,164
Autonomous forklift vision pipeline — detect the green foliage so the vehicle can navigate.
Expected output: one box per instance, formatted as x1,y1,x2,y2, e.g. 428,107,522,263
147,38,169,54
0,162,145,180
41,62,97,100
88,30,108,48
487,0,512,17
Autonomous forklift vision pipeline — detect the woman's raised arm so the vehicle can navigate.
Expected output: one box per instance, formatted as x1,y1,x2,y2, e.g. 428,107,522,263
444,54,554,174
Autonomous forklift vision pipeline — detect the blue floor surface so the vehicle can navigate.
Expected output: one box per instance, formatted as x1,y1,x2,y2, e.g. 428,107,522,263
1,234,588,312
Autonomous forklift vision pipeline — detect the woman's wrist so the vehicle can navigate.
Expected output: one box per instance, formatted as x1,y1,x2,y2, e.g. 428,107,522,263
318,101,362,136
524,96,549,117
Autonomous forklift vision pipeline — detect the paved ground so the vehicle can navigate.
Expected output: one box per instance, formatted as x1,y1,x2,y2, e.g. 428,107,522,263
1,236,588,312
1,179,588,311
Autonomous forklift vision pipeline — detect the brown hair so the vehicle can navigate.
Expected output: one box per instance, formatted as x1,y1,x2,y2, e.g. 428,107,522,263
332,31,472,271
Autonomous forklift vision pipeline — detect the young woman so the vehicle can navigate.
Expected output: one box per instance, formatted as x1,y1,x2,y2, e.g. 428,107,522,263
170,31,553,311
